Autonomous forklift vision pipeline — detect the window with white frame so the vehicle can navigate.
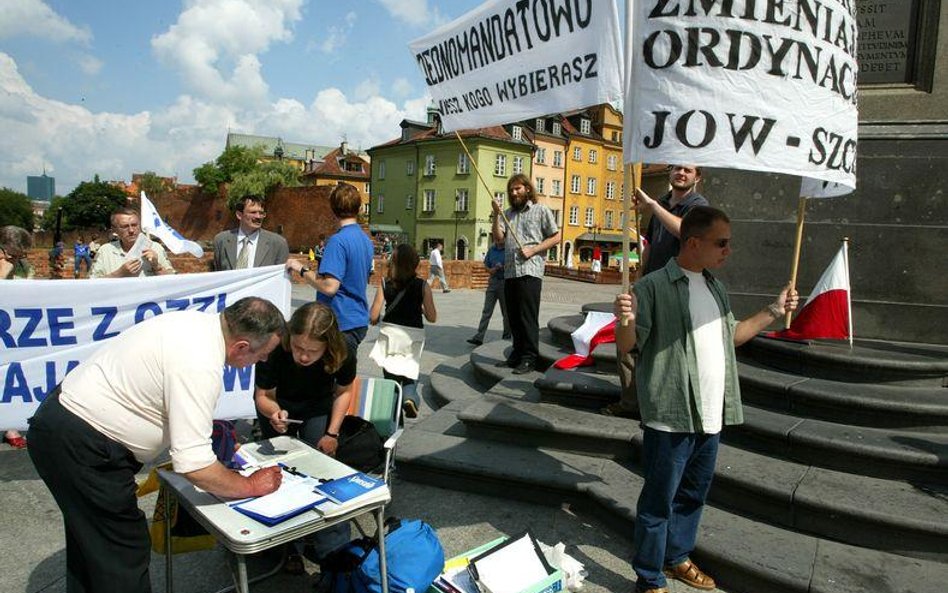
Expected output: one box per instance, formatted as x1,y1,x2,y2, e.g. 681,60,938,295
585,207,595,227
589,149,598,164
513,156,523,174
587,177,597,195
455,189,469,212
536,147,546,164
570,175,580,194
457,153,469,174
406,160,414,175
580,119,591,134
376,194,384,213
378,161,386,179
553,150,563,167
494,153,507,176
365,182,371,194
362,202,370,216
494,191,506,205
536,177,545,194
423,190,436,212
552,209,561,226
406,194,414,209
552,122,561,135
424,155,436,176
569,205,579,225
606,181,616,200
552,179,562,196
607,155,617,171
511,125,522,141
572,146,581,161
605,210,614,229
535,118,545,133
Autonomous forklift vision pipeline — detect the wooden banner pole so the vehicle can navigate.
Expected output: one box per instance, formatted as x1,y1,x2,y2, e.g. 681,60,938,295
453,131,524,251
785,196,808,329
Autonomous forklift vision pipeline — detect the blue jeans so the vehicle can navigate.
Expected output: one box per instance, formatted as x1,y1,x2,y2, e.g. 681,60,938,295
633,427,720,591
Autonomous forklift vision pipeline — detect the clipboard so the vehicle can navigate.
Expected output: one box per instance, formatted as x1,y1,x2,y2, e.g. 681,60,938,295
228,465,328,526
467,532,555,593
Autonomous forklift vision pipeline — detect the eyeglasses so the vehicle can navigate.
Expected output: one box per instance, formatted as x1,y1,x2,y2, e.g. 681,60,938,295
242,210,267,218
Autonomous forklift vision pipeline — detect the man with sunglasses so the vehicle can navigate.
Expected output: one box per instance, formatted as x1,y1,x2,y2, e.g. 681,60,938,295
604,165,708,420
614,206,797,593
213,195,289,271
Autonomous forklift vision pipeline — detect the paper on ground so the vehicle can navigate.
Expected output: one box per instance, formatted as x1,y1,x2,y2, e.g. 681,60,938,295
473,534,551,593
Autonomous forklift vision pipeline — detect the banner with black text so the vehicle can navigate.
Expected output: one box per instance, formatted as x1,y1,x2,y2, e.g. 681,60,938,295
410,0,623,132
1,266,291,430
624,0,858,188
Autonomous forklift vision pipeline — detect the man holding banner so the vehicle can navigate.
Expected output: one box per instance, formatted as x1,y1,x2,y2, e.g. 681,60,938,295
27,296,286,593
614,207,797,593
604,164,708,420
90,207,176,278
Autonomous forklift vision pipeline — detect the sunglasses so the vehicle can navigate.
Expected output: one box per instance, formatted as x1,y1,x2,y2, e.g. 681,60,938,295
702,238,730,248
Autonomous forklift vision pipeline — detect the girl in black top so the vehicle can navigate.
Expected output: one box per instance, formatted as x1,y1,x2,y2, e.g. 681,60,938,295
255,302,355,456
370,243,436,418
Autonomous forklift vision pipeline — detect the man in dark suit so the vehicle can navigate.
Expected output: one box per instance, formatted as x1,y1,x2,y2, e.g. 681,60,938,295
213,196,289,271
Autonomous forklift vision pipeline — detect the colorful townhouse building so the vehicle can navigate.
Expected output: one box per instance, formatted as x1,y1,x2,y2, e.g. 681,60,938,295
524,116,568,263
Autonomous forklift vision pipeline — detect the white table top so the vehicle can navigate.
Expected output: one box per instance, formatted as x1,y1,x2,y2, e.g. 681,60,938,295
157,436,391,555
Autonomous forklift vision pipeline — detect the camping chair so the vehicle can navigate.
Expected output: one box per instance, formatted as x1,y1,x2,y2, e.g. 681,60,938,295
347,376,404,487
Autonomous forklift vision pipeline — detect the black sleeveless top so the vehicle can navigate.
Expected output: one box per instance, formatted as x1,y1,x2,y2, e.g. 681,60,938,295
382,277,425,328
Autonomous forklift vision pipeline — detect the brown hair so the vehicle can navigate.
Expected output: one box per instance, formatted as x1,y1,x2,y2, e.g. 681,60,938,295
330,183,362,218
285,302,348,373
680,206,730,242
506,173,536,203
110,207,140,227
386,243,420,290
235,195,265,213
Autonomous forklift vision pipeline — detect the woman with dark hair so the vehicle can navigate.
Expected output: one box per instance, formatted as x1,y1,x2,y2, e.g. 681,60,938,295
369,243,436,418
254,302,354,454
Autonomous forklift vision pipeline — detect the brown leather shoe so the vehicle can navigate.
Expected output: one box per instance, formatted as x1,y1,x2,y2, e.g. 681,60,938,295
637,588,668,593
664,559,716,590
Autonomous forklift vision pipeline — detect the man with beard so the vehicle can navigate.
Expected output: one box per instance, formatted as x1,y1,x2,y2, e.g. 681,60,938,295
603,165,708,419
491,173,560,374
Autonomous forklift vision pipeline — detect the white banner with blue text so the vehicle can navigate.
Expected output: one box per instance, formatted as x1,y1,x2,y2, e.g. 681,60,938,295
1,266,291,430
624,0,858,189
410,0,623,133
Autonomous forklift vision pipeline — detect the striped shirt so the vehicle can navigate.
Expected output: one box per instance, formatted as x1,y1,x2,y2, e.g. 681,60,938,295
502,201,558,279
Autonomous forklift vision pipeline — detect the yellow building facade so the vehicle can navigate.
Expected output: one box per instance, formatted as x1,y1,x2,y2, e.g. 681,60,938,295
525,117,568,261
559,111,605,267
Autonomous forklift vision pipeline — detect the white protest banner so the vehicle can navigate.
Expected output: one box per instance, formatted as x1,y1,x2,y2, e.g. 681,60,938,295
800,176,854,198
410,0,623,133
0,266,291,430
140,191,205,258
624,0,858,189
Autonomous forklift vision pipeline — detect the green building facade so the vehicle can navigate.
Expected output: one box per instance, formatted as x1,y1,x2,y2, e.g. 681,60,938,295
369,117,534,261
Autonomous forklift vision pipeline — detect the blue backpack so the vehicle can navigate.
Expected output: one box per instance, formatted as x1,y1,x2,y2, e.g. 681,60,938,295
321,518,445,593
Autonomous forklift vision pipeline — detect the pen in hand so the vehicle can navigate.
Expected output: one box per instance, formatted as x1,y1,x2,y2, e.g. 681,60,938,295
284,418,304,425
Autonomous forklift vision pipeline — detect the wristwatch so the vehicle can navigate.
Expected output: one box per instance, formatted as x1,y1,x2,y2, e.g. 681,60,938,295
325,431,339,439
299,266,310,278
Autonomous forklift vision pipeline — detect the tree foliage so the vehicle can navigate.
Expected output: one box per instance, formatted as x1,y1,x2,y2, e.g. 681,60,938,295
41,175,129,231
137,171,170,197
0,187,35,229
226,159,302,210
193,145,263,196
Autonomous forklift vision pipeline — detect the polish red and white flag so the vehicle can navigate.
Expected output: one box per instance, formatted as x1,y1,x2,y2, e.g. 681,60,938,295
771,244,851,341
554,311,617,370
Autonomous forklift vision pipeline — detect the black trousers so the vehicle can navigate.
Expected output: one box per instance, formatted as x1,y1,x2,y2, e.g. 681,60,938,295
504,275,542,365
28,388,151,593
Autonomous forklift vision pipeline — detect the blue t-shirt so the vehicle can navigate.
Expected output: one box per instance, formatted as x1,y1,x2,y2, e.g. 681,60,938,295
317,223,374,331
484,245,505,279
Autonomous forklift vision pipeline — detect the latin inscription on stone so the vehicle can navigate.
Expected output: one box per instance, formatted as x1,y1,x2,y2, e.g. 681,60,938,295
857,0,915,84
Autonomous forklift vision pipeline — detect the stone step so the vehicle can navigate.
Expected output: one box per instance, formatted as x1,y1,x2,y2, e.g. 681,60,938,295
395,413,948,593
454,395,948,561
526,350,948,484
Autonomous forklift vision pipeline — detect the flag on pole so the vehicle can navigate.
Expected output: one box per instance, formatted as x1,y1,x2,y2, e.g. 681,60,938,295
800,177,855,199
554,311,617,370
139,191,204,258
770,244,850,341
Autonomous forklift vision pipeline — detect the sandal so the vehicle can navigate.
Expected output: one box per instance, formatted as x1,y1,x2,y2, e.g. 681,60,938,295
664,559,716,590
3,433,26,449
284,552,305,575
402,400,418,419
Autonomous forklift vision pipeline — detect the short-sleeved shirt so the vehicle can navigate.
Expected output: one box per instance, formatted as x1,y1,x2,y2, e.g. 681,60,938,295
59,311,224,473
317,223,374,332
502,201,558,279
90,240,176,278
484,245,506,280
255,345,357,419
633,258,742,433
642,191,709,275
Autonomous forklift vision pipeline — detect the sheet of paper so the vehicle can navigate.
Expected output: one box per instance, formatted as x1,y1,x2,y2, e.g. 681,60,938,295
231,469,324,518
233,438,310,469
124,233,150,261
472,534,551,593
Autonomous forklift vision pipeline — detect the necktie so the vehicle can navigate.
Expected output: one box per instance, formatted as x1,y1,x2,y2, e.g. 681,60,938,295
236,238,250,269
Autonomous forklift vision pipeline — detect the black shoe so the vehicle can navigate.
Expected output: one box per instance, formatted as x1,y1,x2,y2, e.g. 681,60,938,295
501,334,512,340
467,337,483,346
495,359,518,368
443,289,451,293
511,361,535,374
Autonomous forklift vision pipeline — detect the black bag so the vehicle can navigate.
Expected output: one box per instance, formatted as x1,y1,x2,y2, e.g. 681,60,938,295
335,415,384,473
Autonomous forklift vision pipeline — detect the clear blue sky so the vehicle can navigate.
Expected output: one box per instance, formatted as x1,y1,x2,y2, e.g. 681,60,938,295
0,0,487,195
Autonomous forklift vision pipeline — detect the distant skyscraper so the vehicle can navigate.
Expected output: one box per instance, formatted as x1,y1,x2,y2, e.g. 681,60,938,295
27,172,55,200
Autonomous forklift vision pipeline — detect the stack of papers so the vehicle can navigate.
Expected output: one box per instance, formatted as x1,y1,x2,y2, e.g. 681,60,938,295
228,466,324,526
468,533,555,593
313,472,390,518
